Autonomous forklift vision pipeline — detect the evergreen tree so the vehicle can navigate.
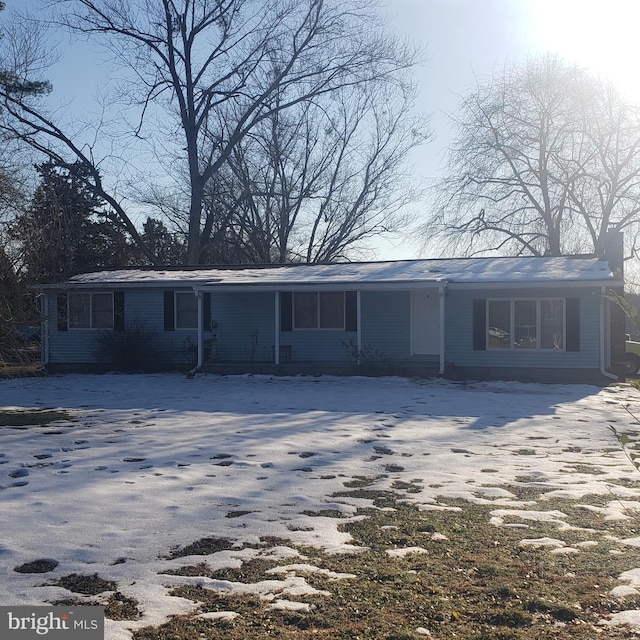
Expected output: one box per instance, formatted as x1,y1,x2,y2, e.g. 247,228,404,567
14,162,132,283
136,217,185,266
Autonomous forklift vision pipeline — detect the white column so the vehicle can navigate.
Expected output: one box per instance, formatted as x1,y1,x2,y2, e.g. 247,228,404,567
274,291,281,365
357,290,362,363
197,291,204,369
439,286,446,376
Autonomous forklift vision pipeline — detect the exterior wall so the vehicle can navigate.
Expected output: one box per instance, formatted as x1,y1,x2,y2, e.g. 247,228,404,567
44,283,611,382
443,286,605,381
214,291,275,362
123,288,199,366
46,289,205,369
360,290,411,359
278,290,356,362
272,290,412,364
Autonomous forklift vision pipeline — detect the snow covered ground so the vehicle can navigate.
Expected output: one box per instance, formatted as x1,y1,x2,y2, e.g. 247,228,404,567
2,373,640,638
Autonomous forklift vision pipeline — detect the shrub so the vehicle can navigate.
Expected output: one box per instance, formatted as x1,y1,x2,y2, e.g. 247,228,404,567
94,322,160,372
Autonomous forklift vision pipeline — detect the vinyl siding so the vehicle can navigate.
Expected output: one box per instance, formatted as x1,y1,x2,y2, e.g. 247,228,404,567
360,290,411,359
47,289,207,366
214,291,275,362
278,291,356,362
444,287,602,370
45,285,606,379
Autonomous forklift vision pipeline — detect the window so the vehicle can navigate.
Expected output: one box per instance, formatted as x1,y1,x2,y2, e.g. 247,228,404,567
487,299,565,351
293,292,345,329
175,292,199,329
68,293,114,329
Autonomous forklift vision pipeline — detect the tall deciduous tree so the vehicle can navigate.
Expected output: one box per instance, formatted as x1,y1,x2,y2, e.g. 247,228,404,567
204,82,425,264
0,0,420,264
426,55,640,261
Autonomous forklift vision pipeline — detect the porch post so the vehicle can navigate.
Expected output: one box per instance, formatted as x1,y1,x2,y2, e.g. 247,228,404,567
274,291,280,365
41,293,49,366
196,290,204,369
439,286,446,376
357,290,362,364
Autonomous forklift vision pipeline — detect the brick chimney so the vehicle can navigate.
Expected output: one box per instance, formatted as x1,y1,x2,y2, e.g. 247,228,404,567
600,229,624,278
600,230,625,378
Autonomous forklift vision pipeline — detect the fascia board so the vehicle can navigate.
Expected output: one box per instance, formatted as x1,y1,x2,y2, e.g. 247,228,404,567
446,279,623,290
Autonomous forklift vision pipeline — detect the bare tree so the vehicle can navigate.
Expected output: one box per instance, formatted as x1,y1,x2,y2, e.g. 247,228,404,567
0,0,419,264
426,55,640,261
196,81,426,264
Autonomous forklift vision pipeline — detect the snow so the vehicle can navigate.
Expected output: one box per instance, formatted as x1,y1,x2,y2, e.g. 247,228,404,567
2,372,640,638
44,255,616,290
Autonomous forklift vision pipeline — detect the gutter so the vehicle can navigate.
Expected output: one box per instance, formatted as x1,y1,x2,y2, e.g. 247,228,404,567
187,290,204,377
600,285,618,381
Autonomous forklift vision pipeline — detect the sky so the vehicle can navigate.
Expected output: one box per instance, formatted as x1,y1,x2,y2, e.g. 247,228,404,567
379,0,640,258
11,0,640,261
2,373,640,638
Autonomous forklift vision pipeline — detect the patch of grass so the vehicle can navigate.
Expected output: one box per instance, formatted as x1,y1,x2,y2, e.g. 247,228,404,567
167,537,237,559
52,573,116,596
0,362,43,379
105,591,142,620
561,463,606,475
50,590,141,621
391,479,423,493
0,409,73,427
342,475,384,488
209,558,282,582
301,509,346,518
133,491,640,640
162,563,213,577
14,559,58,573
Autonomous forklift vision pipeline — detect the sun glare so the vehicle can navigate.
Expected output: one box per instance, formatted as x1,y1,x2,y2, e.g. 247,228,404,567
524,0,640,101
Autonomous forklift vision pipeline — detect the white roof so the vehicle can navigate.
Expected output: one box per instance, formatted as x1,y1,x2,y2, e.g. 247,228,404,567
46,256,619,291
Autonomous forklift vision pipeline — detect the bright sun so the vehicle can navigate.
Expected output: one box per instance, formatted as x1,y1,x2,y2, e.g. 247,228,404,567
524,0,640,101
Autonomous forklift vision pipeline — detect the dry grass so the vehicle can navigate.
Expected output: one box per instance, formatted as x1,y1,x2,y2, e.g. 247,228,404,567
0,408,73,427
127,487,640,640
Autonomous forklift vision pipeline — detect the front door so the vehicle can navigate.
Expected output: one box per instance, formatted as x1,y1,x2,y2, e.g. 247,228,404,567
411,290,440,355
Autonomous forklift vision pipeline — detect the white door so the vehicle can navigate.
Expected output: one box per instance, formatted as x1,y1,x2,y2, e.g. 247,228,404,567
411,290,440,355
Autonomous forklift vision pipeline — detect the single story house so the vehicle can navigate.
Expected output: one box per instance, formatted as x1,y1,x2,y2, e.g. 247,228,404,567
37,237,626,384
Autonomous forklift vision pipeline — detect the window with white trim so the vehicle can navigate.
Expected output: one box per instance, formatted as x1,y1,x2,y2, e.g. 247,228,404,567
487,298,565,350
175,291,199,329
293,292,345,329
68,292,114,329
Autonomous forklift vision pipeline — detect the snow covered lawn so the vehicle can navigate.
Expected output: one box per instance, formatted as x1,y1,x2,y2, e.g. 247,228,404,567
2,373,640,638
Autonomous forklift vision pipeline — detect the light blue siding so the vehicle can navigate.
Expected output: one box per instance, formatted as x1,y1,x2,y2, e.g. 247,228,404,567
214,291,275,362
44,284,608,381
47,293,101,363
360,290,411,359
47,289,205,367
122,289,197,365
444,287,601,370
279,329,354,362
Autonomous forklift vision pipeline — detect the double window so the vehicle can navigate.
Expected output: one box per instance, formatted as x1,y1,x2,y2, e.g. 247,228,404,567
487,298,565,350
293,292,345,329
68,292,114,329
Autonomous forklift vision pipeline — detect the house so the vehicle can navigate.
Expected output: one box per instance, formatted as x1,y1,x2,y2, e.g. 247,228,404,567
37,235,626,384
